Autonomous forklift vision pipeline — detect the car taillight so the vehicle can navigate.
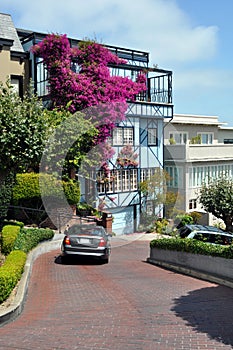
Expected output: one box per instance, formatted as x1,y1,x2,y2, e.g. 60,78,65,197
64,236,70,245
98,238,106,247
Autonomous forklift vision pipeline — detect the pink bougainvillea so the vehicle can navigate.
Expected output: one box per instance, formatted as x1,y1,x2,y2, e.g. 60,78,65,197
116,145,139,168
31,34,147,163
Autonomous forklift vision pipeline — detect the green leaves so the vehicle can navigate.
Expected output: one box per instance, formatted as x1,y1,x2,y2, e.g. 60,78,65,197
12,173,81,206
14,227,54,253
199,175,233,231
0,80,50,172
150,237,233,259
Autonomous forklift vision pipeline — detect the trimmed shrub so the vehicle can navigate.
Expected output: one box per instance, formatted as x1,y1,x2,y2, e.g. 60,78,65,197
153,218,169,234
62,180,81,205
14,227,54,253
11,173,80,225
1,225,21,255
0,250,27,303
150,237,233,259
12,172,80,206
174,213,194,228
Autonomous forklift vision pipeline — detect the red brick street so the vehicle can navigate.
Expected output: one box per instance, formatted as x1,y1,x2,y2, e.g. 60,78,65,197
0,238,233,350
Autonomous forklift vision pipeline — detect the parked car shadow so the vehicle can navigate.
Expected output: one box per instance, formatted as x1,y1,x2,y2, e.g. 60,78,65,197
171,285,233,347
54,254,106,265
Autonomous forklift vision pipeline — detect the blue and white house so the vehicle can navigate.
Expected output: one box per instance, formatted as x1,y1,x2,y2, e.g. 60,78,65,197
16,26,173,234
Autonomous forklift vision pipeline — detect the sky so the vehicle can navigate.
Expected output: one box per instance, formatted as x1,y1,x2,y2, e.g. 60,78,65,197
1,0,233,126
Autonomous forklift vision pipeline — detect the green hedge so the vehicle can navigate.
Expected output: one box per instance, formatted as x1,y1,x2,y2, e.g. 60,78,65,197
0,250,27,303
1,225,21,256
12,172,80,206
150,237,233,259
14,227,54,253
0,224,54,305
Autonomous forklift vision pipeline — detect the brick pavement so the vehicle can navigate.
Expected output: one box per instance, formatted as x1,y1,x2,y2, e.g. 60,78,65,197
0,238,233,349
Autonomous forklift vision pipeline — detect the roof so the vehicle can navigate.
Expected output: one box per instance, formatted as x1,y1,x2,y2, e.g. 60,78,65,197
171,113,226,126
0,13,24,52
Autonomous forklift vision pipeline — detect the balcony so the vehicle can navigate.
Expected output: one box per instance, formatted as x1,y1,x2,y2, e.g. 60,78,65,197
165,143,233,163
110,64,172,105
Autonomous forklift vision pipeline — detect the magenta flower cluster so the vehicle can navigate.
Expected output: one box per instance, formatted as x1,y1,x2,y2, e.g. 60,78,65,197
31,34,146,128
31,34,146,168
116,145,139,168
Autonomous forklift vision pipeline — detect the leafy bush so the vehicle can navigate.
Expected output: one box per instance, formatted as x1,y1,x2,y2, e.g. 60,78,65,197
12,172,80,206
11,173,80,225
0,250,27,303
189,211,202,224
150,237,233,259
62,180,80,205
174,213,194,228
153,218,169,234
77,203,97,216
1,225,21,255
14,227,54,253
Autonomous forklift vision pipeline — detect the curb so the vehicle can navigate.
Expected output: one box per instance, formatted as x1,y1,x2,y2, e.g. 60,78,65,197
0,237,63,327
147,257,233,289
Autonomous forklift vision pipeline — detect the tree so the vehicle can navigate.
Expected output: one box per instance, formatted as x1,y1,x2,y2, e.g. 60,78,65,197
139,168,170,215
39,107,98,177
199,175,233,231
0,81,51,219
0,81,50,173
164,191,185,219
0,82,96,220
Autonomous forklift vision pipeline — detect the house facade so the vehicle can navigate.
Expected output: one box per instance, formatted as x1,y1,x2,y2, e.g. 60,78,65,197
0,13,173,234
0,13,28,95
164,114,233,226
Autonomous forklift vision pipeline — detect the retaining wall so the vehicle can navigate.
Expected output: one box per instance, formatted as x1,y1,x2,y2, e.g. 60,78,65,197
148,248,233,288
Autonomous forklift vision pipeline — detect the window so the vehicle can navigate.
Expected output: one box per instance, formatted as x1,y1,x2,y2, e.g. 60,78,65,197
97,169,137,194
189,199,197,210
197,133,213,144
165,166,183,188
140,168,158,182
148,128,157,145
36,57,49,96
224,139,233,144
10,75,23,98
189,164,233,188
169,132,187,144
130,169,138,190
112,127,134,145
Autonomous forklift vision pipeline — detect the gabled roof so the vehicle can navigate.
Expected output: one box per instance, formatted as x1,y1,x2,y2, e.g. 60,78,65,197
0,13,24,52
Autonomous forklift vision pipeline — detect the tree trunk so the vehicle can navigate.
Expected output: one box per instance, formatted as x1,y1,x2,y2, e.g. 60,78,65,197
69,167,76,180
225,216,233,232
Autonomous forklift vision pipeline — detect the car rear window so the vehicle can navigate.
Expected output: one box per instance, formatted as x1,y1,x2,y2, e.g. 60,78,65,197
68,225,104,236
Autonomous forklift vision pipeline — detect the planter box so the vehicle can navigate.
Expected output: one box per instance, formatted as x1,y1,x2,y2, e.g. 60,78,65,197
148,248,233,287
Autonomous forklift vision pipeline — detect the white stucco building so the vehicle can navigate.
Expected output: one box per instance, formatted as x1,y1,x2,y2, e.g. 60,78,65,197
164,114,233,225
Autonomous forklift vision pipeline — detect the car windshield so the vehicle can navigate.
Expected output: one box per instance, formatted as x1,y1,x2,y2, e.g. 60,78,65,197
68,225,104,236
